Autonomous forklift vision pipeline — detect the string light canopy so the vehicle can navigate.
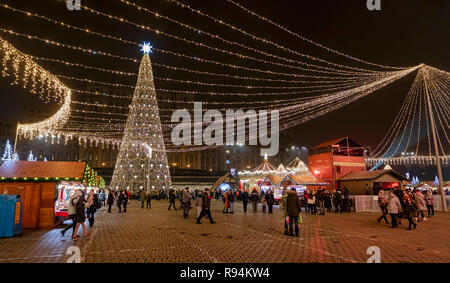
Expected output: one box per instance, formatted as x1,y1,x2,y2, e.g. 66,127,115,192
367,65,450,166
0,1,447,156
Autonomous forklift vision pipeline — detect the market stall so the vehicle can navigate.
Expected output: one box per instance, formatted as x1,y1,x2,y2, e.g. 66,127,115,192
0,161,105,229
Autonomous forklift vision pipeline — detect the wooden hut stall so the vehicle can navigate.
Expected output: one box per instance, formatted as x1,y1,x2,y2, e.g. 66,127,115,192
338,169,407,195
0,161,103,229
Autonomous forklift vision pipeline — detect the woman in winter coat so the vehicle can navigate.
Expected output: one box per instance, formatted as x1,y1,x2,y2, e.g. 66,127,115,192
387,191,402,228
377,190,389,224
72,190,89,239
414,190,427,221
61,190,79,237
261,194,267,213
85,189,96,227
403,191,418,230
195,191,203,219
425,190,434,217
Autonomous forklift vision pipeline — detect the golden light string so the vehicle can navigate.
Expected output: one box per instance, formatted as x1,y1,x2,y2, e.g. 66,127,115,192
2,3,374,77
115,0,382,75
33,55,382,90
0,26,374,84
66,67,417,138
70,0,381,75
64,74,376,99
422,70,432,156
393,74,420,157
168,0,403,73
369,69,421,157
426,71,450,150
225,0,405,70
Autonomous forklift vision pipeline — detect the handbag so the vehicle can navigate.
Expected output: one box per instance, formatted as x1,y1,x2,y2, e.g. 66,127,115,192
298,214,303,224
307,199,314,204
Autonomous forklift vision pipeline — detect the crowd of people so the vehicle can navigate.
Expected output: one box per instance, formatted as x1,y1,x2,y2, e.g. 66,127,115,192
60,188,101,240
60,183,441,241
379,187,435,230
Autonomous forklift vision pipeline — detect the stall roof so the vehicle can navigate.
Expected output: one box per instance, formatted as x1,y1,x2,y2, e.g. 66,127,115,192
252,159,276,172
339,169,406,181
311,137,362,150
0,161,87,179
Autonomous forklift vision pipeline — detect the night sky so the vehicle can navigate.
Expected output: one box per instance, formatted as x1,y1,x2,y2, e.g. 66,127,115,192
0,0,448,151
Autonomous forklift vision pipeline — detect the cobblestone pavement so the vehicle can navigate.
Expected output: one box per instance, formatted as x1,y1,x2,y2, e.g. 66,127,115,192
0,199,449,263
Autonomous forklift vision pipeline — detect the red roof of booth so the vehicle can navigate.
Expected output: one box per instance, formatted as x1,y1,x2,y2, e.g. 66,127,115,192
0,161,87,179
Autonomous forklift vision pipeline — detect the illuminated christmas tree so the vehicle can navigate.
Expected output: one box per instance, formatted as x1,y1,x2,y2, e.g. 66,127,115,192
110,43,171,192
27,150,37,161
1,140,13,161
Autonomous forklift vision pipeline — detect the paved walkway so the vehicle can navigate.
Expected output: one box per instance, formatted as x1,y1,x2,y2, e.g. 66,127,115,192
0,199,449,263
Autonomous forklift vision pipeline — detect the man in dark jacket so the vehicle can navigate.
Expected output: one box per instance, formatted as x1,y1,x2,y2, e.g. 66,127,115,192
286,188,301,236
107,191,114,213
249,188,260,213
168,189,177,210
266,189,275,214
197,188,216,224
343,187,350,212
318,188,326,215
242,189,249,213
117,190,124,213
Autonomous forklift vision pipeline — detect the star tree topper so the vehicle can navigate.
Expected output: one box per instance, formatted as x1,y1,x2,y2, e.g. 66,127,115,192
140,42,153,54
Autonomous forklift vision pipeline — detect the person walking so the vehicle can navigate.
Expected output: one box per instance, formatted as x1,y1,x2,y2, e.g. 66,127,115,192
266,189,275,214
122,189,129,212
85,189,98,227
197,188,216,224
168,189,177,210
117,190,124,213
61,190,79,237
250,188,260,213
425,190,434,217
242,189,249,213
228,190,235,214
281,190,289,235
261,193,267,213
414,190,427,221
72,190,89,240
307,191,316,214
182,187,192,219
387,190,402,228
318,188,326,215
223,191,229,213
325,190,332,212
377,190,389,224
343,187,350,212
146,191,151,208
99,190,106,207
403,191,418,230
286,188,302,237
140,189,146,209
195,190,203,219
107,190,114,213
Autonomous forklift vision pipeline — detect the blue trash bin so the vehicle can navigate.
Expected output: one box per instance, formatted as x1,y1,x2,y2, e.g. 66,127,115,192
0,194,23,237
